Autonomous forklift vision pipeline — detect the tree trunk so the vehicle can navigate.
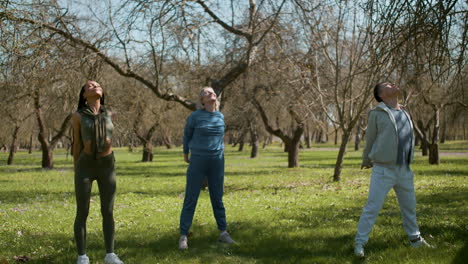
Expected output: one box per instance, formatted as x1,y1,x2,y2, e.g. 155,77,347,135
417,120,429,156
262,134,272,149
35,100,54,169
317,129,324,143
163,135,173,149
238,141,244,151
428,143,439,164
285,140,300,168
142,141,154,162
428,109,440,165
334,127,338,145
249,123,259,158
421,140,428,156
440,113,446,144
354,118,362,151
7,125,20,165
333,131,351,181
304,125,311,148
28,133,33,154
41,144,54,169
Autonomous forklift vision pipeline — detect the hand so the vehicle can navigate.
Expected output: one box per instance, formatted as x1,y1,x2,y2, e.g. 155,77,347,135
184,154,190,164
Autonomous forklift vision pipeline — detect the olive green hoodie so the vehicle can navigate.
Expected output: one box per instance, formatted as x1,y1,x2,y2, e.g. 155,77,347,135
362,102,415,167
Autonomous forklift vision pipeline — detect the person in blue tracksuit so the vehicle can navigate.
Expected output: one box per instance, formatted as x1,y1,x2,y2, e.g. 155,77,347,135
178,87,235,250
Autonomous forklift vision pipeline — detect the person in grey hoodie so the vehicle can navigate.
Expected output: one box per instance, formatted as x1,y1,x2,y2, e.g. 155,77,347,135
354,82,432,258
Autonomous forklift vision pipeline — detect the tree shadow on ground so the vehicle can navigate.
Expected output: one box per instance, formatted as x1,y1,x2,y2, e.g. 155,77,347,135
5,191,466,264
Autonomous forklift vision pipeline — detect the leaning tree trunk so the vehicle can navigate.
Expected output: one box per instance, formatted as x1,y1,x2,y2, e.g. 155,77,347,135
37,131,53,168
333,131,352,181
334,127,339,145
7,125,20,165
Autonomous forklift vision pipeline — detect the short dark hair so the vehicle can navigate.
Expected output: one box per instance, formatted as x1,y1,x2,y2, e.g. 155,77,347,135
373,83,385,102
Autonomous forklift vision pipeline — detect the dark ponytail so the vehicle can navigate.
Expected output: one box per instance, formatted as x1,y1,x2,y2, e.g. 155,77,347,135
77,83,106,110
77,85,87,110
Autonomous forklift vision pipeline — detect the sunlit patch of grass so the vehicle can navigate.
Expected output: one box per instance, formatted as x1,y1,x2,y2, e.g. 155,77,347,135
0,143,467,263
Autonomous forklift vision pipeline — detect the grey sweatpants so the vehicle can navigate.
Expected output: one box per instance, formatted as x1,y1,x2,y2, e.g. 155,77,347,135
355,164,421,245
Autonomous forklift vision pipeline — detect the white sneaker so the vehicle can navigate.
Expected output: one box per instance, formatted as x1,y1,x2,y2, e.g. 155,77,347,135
410,237,433,248
179,235,188,250
354,243,365,258
219,231,236,244
104,253,124,264
77,255,90,264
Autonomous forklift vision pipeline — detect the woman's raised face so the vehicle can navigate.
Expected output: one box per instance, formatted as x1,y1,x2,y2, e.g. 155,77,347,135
201,88,216,105
83,80,103,99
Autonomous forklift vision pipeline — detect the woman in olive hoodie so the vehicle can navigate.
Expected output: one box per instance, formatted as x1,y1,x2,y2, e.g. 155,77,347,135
71,81,123,264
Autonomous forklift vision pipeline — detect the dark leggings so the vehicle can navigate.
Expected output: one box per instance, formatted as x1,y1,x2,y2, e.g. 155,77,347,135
74,152,116,255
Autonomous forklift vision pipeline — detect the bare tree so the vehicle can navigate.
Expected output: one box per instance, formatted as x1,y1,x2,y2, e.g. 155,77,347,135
2,0,286,111
388,0,467,164
297,0,398,180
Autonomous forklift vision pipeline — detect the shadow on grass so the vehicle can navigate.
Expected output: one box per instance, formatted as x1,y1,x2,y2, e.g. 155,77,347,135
452,240,468,264
413,157,468,167
9,194,468,264
0,190,74,204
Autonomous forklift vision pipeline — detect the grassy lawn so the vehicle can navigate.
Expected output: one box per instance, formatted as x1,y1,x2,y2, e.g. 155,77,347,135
0,142,466,264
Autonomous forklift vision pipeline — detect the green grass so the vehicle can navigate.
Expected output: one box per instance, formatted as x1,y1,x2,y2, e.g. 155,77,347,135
0,143,467,264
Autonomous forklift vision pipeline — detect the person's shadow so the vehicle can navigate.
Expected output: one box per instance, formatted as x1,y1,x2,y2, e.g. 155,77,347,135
452,240,468,264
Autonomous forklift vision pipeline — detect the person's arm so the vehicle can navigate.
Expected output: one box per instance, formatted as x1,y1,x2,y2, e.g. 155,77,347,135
361,110,377,169
71,112,82,169
183,114,194,163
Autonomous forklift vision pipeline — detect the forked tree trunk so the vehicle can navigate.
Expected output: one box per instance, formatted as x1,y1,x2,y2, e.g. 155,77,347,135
36,106,54,169
7,125,20,165
34,89,72,169
142,141,154,162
